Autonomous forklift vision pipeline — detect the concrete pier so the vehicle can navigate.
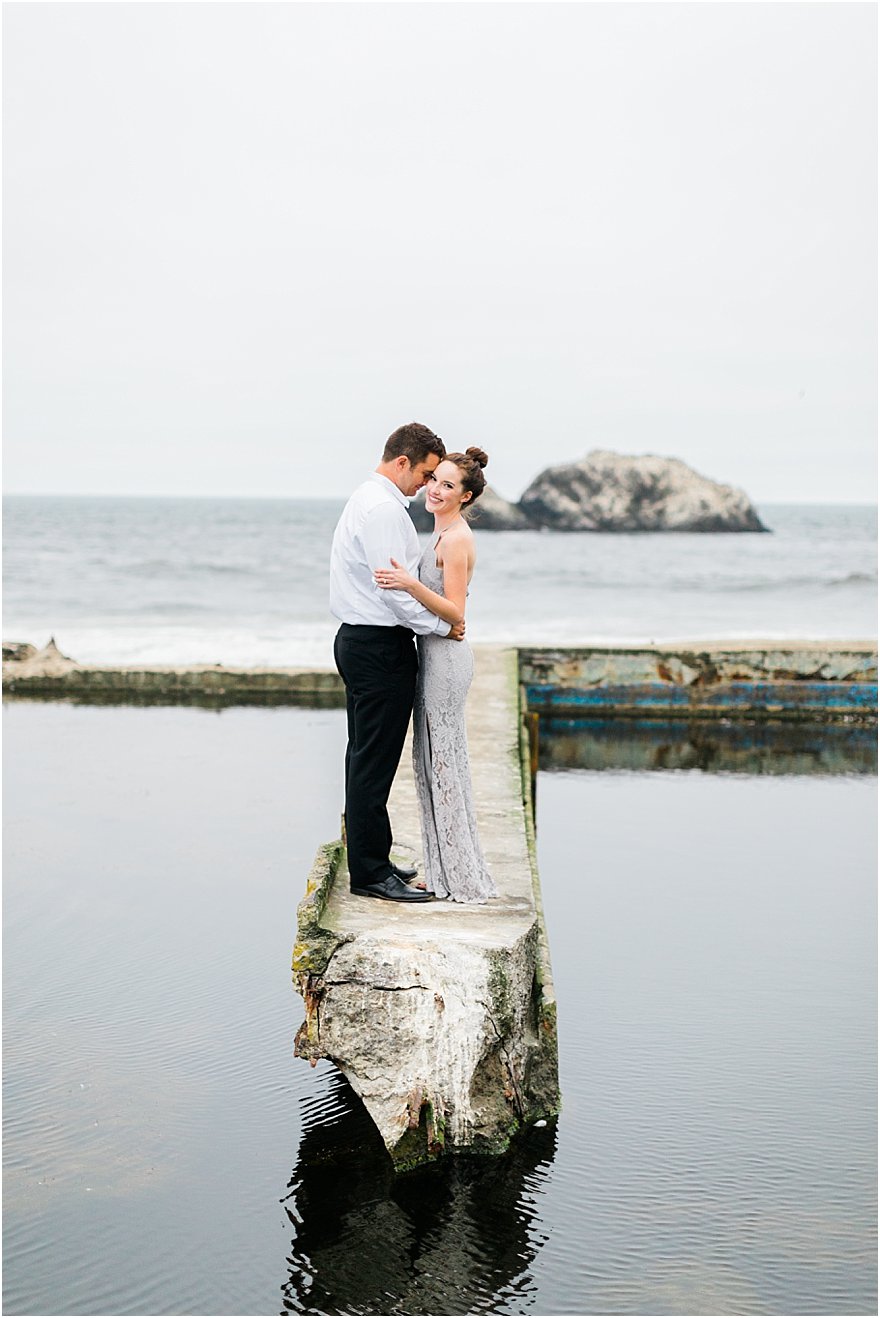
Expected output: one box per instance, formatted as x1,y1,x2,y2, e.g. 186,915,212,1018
292,646,560,1170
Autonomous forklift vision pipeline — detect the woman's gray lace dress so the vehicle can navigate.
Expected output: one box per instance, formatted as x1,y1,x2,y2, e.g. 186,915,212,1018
413,538,496,903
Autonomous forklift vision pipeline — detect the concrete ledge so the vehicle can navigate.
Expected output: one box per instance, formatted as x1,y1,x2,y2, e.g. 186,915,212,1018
6,639,876,719
520,643,878,720
3,642,345,706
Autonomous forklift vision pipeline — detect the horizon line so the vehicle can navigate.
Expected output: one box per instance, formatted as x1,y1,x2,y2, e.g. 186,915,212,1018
2,490,877,508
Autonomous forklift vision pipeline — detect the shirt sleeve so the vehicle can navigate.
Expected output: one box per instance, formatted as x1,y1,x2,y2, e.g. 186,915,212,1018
360,502,451,636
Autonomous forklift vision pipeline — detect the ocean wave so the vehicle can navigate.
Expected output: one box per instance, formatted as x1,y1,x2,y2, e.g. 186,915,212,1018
662,572,879,594
488,569,877,594
829,572,878,587
126,602,220,616
123,559,256,578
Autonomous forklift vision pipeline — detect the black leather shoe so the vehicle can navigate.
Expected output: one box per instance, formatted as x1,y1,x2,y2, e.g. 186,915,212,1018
350,873,434,903
390,862,419,881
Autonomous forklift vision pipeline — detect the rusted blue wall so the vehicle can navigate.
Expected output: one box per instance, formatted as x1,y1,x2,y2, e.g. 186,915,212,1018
520,645,877,719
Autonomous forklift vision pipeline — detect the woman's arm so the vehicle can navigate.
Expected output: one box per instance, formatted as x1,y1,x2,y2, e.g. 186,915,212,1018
374,544,467,626
439,538,469,624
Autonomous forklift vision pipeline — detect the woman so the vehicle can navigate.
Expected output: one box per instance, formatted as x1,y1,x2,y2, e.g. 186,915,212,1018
374,448,497,904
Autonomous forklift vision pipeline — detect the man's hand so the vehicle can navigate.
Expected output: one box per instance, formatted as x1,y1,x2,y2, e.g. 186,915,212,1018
448,619,466,642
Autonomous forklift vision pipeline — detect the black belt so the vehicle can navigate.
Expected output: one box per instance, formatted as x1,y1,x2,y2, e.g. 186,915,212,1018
337,623,414,637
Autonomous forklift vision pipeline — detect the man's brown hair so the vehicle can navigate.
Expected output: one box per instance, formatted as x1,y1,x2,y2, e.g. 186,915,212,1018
382,422,446,465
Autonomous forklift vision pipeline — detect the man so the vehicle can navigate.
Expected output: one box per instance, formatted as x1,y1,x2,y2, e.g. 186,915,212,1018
330,422,465,903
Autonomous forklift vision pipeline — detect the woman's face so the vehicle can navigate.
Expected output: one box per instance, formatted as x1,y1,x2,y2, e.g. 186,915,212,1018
425,460,469,516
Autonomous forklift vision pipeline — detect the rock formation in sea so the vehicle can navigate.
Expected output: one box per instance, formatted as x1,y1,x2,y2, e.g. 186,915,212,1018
518,450,768,532
407,452,766,533
408,484,533,532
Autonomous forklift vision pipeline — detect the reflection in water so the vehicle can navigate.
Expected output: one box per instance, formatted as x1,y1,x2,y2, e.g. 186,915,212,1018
3,703,875,1315
539,715,877,776
3,688,346,710
281,1070,557,1316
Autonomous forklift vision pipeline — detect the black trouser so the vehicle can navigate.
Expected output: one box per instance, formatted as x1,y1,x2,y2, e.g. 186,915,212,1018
333,623,418,888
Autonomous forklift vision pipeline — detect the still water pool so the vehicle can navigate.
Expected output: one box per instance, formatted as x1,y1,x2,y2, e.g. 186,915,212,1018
3,702,876,1315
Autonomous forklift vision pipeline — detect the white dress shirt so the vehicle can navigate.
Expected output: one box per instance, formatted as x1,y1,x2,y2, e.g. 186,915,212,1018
329,473,451,635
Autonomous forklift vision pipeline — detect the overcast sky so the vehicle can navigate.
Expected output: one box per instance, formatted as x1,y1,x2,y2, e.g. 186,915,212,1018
3,2,876,502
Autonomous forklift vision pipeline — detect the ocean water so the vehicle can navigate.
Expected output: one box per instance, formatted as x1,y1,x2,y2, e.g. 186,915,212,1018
2,497,876,666
2,703,875,1315
4,494,877,1312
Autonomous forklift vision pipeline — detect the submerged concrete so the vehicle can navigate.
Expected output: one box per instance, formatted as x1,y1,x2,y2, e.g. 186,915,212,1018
292,646,560,1169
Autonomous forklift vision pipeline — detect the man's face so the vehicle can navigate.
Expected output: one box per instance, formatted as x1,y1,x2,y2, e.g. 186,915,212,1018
401,454,440,497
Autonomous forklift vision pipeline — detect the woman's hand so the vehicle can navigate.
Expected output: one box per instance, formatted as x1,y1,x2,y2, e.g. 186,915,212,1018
374,557,417,593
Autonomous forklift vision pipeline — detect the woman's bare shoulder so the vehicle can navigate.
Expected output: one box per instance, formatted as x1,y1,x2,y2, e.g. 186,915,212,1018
446,520,475,548
438,523,472,558
438,522,476,575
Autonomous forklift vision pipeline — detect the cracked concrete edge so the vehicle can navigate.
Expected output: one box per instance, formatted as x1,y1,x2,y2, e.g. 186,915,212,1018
292,839,354,1059
518,639,878,658
519,643,878,687
3,663,345,703
510,650,560,1109
335,924,554,1167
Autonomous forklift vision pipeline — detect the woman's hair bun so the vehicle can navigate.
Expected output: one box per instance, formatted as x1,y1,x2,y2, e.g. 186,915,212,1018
466,446,489,469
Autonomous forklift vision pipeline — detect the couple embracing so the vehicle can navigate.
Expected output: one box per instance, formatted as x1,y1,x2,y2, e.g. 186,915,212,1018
329,422,497,906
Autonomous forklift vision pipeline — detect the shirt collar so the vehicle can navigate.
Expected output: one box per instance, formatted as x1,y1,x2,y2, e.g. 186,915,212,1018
369,472,410,507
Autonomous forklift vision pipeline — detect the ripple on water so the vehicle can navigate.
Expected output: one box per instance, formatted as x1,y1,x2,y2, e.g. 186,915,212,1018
279,1070,558,1316
3,704,877,1316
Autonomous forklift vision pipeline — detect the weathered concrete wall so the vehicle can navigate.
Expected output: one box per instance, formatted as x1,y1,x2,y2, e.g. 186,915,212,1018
520,643,878,719
292,647,560,1170
6,638,875,718
2,640,344,705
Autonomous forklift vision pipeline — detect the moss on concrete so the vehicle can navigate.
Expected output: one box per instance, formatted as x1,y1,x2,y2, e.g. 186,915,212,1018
486,950,518,1039
515,661,561,1122
291,839,349,981
391,1098,447,1170
291,839,354,1063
